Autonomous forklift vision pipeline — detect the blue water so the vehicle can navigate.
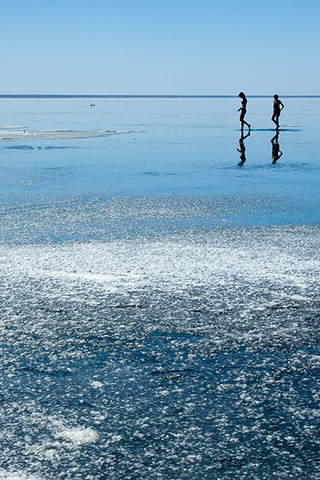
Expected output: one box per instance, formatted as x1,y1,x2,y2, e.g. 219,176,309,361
0,97,319,198
0,97,320,480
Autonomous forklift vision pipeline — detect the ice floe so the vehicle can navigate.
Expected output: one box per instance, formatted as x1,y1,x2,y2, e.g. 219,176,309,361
0,128,133,142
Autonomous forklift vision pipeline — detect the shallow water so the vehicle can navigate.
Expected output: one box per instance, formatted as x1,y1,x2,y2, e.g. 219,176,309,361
0,97,319,202
0,98,320,479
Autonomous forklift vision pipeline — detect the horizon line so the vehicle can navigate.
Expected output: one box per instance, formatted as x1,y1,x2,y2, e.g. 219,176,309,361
0,94,320,99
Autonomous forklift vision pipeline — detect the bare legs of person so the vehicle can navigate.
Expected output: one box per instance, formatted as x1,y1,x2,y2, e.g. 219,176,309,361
271,114,279,129
240,109,250,132
241,119,251,132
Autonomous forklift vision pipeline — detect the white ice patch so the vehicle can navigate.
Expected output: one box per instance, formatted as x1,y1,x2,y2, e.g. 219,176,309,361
57,427,99,446
0,470,42,480
1,226,319,354
90,380,105,389
0,128,133,142
0,126,27,130
1,232,318,297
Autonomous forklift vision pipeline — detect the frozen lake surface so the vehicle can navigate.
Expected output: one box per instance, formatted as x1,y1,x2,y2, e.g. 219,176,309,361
0,97,319,479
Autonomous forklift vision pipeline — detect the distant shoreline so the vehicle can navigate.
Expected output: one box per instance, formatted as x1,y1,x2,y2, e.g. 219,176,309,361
0,94,320,99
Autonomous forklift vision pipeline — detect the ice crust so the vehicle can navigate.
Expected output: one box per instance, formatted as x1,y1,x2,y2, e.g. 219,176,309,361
0,221,320,479
0,128,132,142
0,471,41,480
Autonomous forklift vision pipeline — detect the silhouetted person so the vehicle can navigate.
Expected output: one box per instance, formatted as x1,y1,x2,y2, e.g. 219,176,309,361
237,131,250,166
271,94,284,129
238,92,251,132
271,130,283,163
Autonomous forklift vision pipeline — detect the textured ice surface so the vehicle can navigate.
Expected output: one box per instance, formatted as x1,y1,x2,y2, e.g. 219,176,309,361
0,194,319,245
1,223,320,479
0,471,41,480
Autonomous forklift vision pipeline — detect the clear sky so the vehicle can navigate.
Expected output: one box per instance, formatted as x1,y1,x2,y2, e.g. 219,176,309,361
1,0,319,95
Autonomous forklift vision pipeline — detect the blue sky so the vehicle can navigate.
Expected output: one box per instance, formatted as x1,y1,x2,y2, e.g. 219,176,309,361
0,0,319,95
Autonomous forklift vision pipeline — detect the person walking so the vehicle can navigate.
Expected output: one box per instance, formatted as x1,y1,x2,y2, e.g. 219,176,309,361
238,92,251,132
271,94,284,129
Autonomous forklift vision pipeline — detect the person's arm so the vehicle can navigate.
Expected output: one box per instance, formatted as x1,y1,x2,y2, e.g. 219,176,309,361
280,101,285,111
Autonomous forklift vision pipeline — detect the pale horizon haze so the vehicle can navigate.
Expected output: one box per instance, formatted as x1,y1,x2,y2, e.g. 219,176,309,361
1,0,319,96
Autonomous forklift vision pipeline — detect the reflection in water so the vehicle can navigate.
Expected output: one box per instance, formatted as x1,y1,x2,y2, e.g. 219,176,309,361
237,131,250,166
271,130,283,164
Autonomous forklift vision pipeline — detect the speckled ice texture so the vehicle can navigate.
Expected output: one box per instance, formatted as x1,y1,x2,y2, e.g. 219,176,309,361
1,205,320,479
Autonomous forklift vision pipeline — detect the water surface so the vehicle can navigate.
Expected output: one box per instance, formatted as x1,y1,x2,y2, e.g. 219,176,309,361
0,97,319,480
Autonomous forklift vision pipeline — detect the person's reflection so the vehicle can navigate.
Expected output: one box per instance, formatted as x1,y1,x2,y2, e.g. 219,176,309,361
271,130,283,164
237,131,250,166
